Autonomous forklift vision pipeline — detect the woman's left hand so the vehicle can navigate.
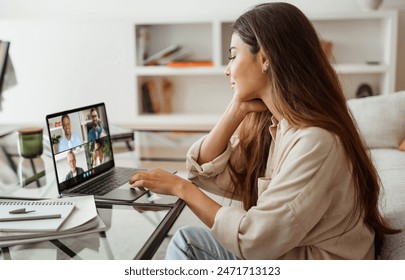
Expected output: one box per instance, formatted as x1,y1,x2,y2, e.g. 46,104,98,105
129,168,189,196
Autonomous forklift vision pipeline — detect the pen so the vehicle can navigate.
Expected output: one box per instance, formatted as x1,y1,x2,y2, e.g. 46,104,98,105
9,208,36,214
1,213,62,222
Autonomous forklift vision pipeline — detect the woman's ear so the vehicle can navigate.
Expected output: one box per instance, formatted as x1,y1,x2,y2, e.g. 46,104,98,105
263,61,269,72
259,49,269,71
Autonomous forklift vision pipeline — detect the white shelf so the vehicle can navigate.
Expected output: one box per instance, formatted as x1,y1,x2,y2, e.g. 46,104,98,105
136,63,389,75
135,66,225,76
333,63,389,73
133,10,398,130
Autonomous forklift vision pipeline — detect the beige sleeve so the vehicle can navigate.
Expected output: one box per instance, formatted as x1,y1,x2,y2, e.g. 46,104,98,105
186,135,243,199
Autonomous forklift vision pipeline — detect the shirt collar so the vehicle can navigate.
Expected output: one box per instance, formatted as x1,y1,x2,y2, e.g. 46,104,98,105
269,116,290,140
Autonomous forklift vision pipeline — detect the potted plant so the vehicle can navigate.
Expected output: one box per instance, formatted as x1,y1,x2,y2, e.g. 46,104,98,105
51,134,61,153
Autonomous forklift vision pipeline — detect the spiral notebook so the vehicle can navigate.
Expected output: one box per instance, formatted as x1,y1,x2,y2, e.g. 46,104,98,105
0,200,75,232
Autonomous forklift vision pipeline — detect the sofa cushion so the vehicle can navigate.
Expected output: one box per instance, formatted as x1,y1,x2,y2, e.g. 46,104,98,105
371,149,405,259
348,91,405,149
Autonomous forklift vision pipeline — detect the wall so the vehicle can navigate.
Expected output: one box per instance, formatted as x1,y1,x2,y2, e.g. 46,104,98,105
0,0,404,125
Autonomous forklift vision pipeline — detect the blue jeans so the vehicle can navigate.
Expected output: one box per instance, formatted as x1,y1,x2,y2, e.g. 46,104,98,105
165,226,240,260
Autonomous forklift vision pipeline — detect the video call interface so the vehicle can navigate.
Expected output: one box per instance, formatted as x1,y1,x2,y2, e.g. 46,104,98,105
47,105,112,187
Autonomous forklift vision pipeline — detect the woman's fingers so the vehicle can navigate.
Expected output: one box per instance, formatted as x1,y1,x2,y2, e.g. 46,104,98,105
129,171,151,186
128,169,178,195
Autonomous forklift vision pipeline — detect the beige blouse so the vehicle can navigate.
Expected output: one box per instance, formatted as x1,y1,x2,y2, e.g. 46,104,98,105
186,118,375,259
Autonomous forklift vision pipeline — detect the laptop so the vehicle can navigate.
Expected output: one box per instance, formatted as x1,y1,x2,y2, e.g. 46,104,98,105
46,103,147,202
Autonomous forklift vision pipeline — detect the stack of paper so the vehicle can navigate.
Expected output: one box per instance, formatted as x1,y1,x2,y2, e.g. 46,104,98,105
0,195,105,247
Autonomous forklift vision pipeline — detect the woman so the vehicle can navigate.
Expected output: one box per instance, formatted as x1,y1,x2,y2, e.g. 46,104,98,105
129,2,399,259
92,139,109,167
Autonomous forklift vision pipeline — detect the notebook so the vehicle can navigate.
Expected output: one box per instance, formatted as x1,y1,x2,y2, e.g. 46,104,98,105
0,196,105,246
0,200,75,232
46,103,147,202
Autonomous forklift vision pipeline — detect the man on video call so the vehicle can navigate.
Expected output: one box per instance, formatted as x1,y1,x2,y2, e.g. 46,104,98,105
88,108,107,141
59,114,82,152
65,150,84,181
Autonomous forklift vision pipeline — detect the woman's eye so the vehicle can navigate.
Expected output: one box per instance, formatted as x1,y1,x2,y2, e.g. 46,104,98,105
228,56,236,61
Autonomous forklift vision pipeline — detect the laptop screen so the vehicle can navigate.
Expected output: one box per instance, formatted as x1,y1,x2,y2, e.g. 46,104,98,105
46,103,114,193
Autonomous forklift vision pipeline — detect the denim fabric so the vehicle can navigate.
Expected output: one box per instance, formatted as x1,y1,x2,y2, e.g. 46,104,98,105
165,226,240,260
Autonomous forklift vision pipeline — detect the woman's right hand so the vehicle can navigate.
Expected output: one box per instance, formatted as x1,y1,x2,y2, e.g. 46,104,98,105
230,96,269,120
196,96,269,165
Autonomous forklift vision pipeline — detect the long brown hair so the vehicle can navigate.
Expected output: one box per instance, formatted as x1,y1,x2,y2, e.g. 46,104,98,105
229,2,399,255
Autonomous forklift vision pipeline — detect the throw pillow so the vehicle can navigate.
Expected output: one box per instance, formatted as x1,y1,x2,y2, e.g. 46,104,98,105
348,91,405,149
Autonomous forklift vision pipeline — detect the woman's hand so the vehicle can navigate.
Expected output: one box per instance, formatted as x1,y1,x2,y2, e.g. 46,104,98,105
129,169,190,197
231,96,269,118
196,96,269,165
129,168,221,228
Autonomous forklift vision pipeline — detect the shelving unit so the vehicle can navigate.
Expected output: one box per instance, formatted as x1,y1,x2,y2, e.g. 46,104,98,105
310,11,398,100
132,10,398,130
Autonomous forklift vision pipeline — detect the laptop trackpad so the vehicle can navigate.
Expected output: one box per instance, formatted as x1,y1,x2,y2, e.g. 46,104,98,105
105,184,147,201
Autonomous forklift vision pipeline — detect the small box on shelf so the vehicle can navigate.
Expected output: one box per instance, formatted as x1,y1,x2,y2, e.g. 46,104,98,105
167,60,213,68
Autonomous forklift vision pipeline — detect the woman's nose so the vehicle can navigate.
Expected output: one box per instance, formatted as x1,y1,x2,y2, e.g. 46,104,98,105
225,65,230,76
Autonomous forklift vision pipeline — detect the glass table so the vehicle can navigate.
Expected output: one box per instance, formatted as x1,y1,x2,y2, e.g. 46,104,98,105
0,127,185,260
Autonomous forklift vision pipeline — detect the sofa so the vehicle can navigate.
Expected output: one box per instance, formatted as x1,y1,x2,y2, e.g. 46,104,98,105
348,91,405,259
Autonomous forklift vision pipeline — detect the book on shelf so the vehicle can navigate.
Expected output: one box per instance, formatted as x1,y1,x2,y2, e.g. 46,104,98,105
144,45,191,66
141,81,154,113
144,44,180,65
167,60,213,68
146,80,161,113
0,195,105,247
137,27,150,66
141,79,173,114
161,78,173,113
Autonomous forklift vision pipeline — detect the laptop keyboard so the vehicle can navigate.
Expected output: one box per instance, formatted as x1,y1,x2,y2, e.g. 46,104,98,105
73,167,137,196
